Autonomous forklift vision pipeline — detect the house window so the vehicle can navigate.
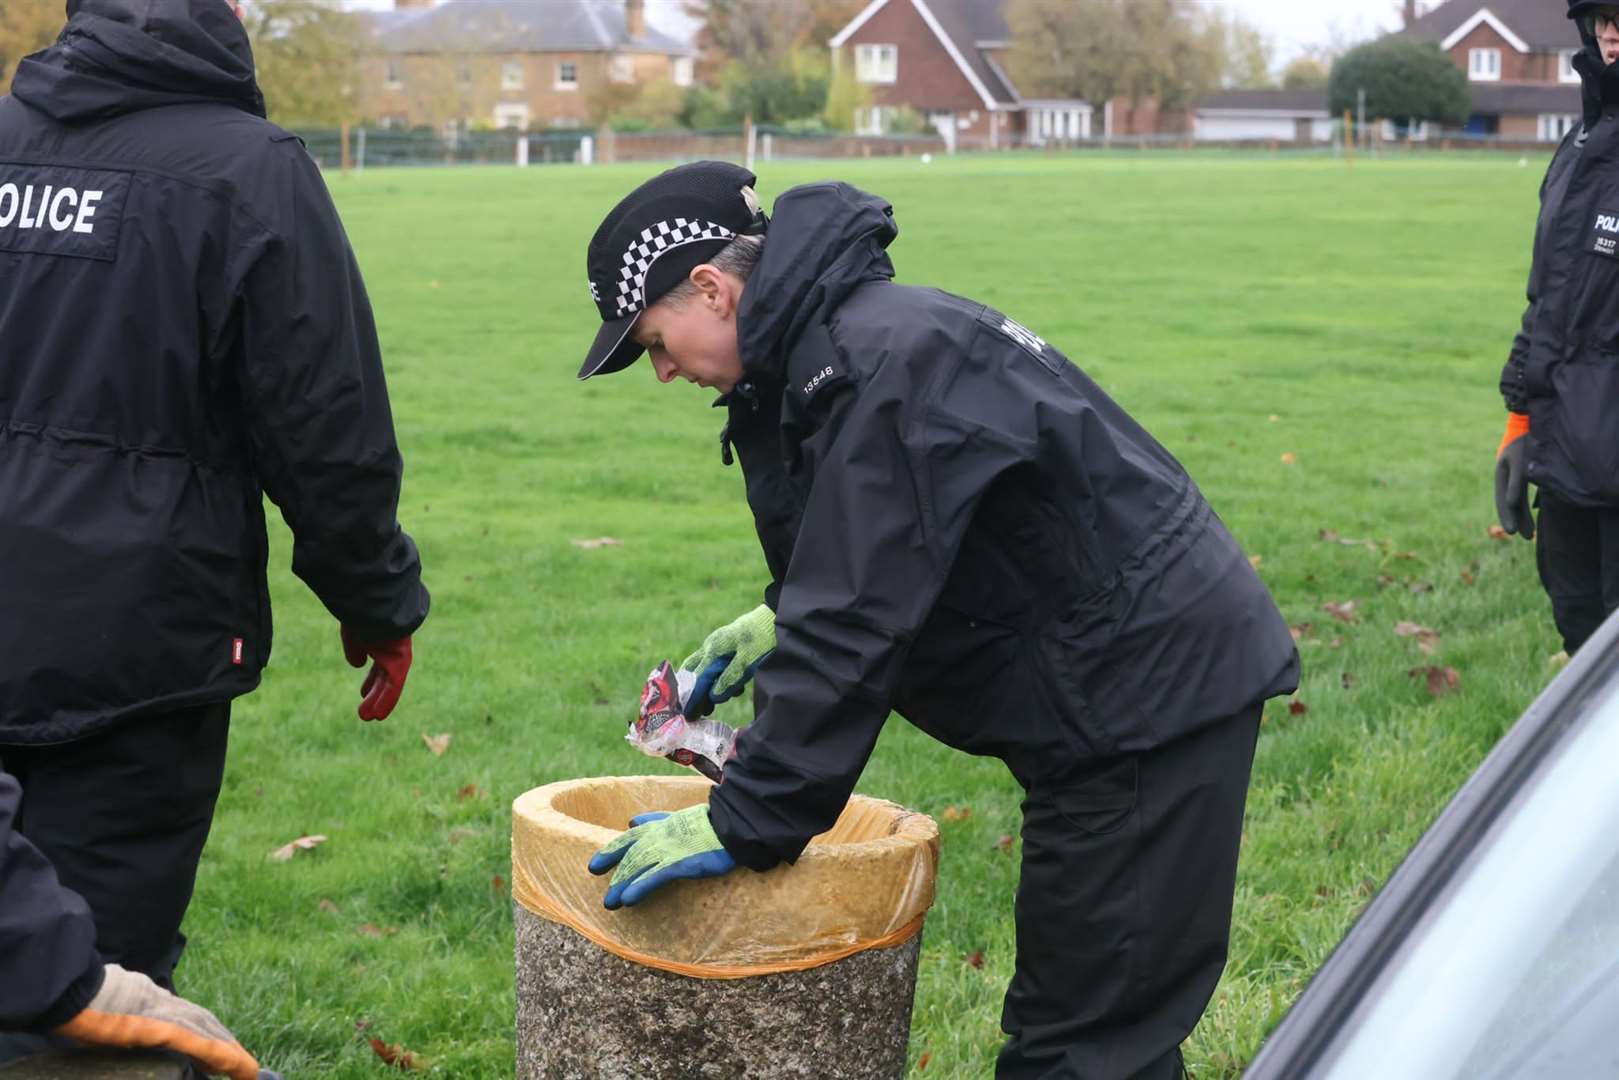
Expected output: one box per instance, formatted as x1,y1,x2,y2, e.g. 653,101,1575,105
609,55,634,83
1469,47,1501,81
854,43,898,84
556,61,578,90
502,60,524,90
384,60,402,90
1560,48,1581,83
1540,113,1579,141
552,115,581,129
854,105,889,135
494,103,530,130
673,56,694,87
456,61,472,85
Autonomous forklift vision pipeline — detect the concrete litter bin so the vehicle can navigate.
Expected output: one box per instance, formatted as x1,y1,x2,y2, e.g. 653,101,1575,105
512,775,939,1080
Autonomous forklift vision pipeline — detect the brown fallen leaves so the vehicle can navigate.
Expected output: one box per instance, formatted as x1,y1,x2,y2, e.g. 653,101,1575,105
1393,621,1441,655
1409,665,1461,696
1322,600,1358,624
966,950,985,969
917,1052,933,1071
1280,452,1297,465
421,731,452,757
1288,699,1308,716
357,923,399,939
941,805,971,822
269,834,327,862
318,898,339,914
570,537,623,550
994,834,1015,854
1486,525,1511,541
369,1038,428,1070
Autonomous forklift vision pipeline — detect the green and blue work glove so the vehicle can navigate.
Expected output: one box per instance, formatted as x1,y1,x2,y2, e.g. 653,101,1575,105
680,604,775,717
587,804,737,909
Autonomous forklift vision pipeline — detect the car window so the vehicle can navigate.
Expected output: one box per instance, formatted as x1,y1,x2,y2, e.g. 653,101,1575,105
1318,680,1619,1079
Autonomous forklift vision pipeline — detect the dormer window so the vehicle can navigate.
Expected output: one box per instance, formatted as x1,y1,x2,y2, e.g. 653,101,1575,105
1469,47,1501,81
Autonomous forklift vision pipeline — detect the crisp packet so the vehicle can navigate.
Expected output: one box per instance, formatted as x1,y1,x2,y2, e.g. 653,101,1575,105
627,660,738,783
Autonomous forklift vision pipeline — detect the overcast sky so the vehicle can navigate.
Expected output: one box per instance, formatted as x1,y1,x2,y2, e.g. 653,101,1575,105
352,0,1418,66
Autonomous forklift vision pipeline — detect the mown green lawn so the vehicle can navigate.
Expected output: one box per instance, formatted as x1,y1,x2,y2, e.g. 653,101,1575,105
178,150,1562,1077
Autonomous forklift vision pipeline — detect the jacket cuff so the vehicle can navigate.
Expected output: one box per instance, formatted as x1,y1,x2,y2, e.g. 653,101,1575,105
32,957,102,1031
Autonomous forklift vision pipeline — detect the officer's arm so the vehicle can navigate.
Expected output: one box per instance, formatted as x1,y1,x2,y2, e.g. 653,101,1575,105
0,771,103,1031
708,350,1026,870
1501,143,1563,412
233,141,428,643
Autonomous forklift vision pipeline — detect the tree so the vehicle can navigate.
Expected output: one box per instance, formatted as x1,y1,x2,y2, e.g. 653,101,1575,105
1327,36,1469,130
243,1,365,127
1006,0,1236,115
1,0,63,93
1197,8,1274,90
1281,56,1330,90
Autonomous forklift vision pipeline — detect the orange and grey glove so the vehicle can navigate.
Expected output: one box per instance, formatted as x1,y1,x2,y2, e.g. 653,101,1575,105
1495,412,1534,540
341,625,413,721
53,964,267,1080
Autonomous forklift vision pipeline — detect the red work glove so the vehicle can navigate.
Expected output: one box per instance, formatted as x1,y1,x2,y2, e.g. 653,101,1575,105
340,625,412,721
1494,412,1534,540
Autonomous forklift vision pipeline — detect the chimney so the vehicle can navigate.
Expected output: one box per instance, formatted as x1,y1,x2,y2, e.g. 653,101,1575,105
1402,0,1418,27
626,0,645,38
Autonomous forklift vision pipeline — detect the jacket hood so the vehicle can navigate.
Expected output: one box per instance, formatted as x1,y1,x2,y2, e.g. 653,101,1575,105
1570,9,1619,123
10,0,265,123
737,182,897,378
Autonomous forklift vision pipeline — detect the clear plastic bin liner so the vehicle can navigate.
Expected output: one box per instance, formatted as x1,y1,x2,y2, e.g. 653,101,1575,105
511,775,940,979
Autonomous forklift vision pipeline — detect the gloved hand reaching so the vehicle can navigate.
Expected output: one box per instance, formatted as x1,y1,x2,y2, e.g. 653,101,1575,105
680,604,775,717
341,625,413,721
588,804,738,909
54,964,267,1080
1495,412,1534,540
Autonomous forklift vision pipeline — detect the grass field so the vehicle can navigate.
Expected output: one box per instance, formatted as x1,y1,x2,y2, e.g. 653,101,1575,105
175,150,1563,1077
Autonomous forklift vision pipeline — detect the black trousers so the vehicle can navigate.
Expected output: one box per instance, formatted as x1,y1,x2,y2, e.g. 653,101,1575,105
0,703,230,991
1536,492,1619,655
996,706,1261,1080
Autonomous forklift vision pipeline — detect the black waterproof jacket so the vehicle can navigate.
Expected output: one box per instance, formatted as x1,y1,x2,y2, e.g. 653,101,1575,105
1501,22,1619,506
0,769,102,1030
706,183,1300,870
0,0,428,744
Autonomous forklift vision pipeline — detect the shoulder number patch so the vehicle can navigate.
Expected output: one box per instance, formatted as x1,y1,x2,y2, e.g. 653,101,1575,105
1591,208,1619,259
0,163,131,262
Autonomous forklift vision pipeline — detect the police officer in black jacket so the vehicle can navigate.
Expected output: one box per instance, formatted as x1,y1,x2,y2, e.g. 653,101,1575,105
1496,1,1619,654
0,0,428,1039
579,163,1299,1079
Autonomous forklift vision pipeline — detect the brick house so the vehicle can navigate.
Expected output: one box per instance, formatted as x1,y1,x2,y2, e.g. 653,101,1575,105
826,0,1090,149
364,0,696,133
1403,0,1581,139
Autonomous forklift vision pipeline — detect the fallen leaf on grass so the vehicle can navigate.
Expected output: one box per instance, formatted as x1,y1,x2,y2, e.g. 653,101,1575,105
918,1052,932,1070
1248,554,1263,568
966,950,985,969
318,898,339,914
1288,700,1308,716
269,835,327,862
1549,651,1570,670
1486,525,1511,541
421,731,452,757
1279,452,1297,465
1289,622,1314,642
446,827,480,846
456,784,485,802
1268,414,1280,422
1393,621,1441,654
994,834,1014,854
369,1038,428,1071
942,805,971,821
491,874,507,895
1409,665,1461,697
1322,600,1358,624
357,923,399,938
570,537,623,550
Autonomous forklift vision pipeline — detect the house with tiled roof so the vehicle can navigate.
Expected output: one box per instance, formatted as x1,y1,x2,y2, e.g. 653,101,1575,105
1402,0,1581,139
364,0,695,132
827,0,1091,149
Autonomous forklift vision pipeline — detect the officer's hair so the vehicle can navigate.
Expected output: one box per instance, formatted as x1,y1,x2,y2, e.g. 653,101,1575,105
660,233,764,308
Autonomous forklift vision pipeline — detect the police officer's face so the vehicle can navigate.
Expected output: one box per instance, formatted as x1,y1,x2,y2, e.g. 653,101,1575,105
1590,6,1619,65
633,266,746,393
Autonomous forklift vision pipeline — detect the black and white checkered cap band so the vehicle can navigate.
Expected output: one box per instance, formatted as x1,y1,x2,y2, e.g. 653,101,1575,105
615,218,736,316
